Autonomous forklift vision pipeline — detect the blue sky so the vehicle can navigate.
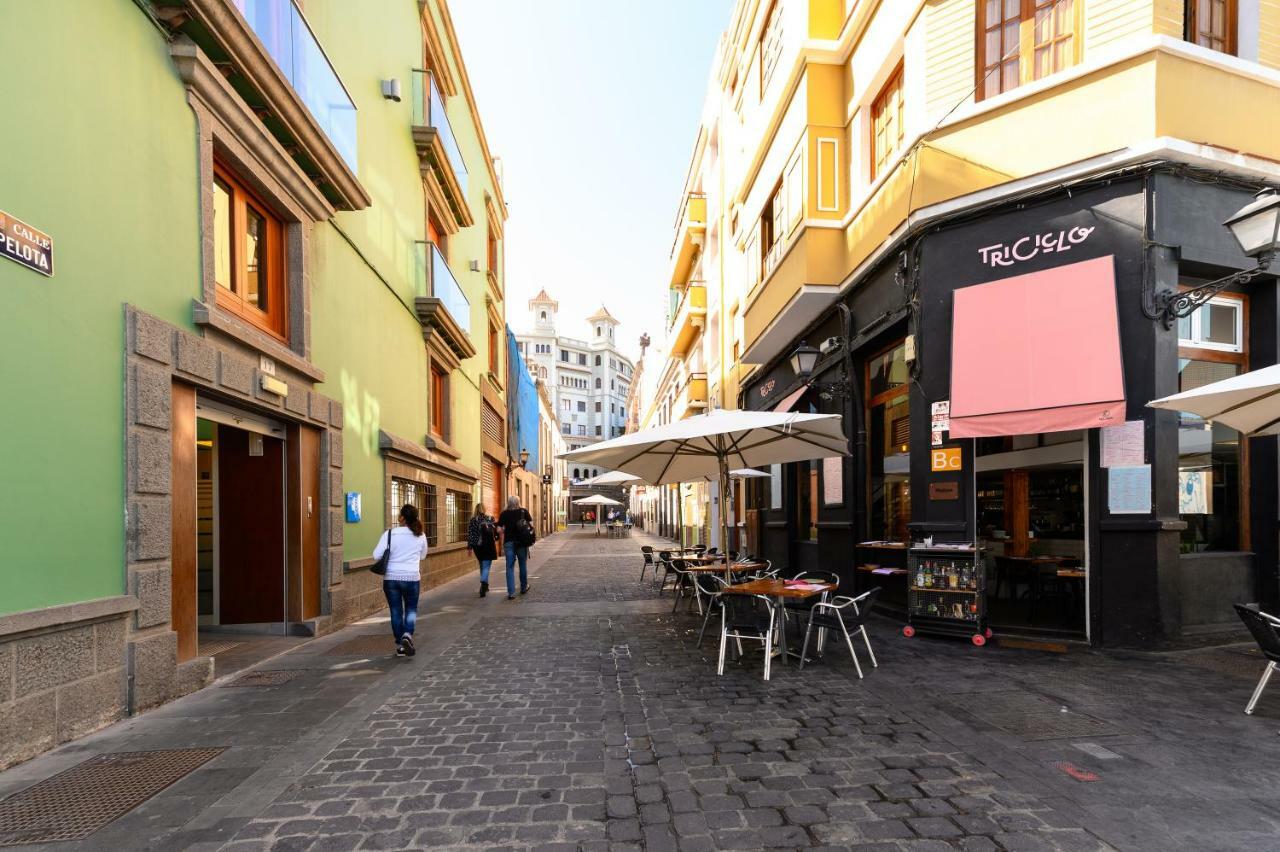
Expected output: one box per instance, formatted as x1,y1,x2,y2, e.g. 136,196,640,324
451,0,734,362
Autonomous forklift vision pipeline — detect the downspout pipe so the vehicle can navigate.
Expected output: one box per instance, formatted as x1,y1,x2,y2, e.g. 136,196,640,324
836,302,868,542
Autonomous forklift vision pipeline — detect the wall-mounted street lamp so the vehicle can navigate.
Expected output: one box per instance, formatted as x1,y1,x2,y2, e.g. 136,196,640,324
1155,190,1280,327
519,447,530,469
789,338,851,401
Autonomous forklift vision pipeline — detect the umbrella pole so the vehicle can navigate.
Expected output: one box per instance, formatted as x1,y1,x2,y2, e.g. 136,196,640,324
720,454,732,580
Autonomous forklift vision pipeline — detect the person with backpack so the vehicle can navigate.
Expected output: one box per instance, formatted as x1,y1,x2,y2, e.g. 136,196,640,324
498,495,535,600
467,502,499,598
371,504,429,657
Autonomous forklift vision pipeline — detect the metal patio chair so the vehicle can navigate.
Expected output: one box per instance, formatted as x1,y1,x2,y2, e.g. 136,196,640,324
694,573,730,646
639,546,655,583
656,551,677,594
1235,603,1280,714
717,592,779,681
798,588,880,678
671,559,702,615
783,570,841,629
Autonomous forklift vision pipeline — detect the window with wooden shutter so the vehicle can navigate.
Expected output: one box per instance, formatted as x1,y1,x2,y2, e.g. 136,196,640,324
977,0,1078,101
871,64,905,180
1185,0,1237,55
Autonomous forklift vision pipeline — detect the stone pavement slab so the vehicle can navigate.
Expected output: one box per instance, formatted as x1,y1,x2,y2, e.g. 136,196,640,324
1,530,1279,850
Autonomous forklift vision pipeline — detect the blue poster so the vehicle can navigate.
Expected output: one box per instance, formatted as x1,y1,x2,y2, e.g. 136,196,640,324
345,492,362,523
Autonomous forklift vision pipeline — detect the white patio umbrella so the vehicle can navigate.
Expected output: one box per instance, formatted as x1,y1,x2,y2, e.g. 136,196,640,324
561,409,847,568
729,468,771,479
573,493,623,533
1148,363,1280,435
580,470,642,486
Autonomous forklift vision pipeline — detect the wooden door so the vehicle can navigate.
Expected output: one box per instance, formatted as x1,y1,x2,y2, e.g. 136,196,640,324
287,424,322,622
170,383,198,662
217,428,286,624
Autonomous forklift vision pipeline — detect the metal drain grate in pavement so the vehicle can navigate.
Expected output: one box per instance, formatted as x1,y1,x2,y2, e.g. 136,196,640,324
987,711,1120,740
326,634,397,656
220,670,297,688
0,748,225,846
197,639,242,656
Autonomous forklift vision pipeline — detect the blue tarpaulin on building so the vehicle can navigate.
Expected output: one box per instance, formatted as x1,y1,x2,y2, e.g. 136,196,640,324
507,327,540,473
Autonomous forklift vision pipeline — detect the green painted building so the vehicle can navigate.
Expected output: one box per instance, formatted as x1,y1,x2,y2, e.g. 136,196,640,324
0,0,507,769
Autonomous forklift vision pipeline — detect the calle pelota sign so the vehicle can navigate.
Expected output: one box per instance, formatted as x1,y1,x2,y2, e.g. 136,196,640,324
1,209,53,277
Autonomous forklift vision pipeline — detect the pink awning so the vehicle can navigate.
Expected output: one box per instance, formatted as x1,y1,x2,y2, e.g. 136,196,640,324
773,385,807,413
950,255,1125,438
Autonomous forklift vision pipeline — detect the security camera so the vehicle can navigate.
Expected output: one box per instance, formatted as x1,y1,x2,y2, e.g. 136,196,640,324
819,336,842,355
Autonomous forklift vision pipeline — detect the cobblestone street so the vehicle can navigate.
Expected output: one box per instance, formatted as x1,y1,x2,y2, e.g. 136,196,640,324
3,531,1280,851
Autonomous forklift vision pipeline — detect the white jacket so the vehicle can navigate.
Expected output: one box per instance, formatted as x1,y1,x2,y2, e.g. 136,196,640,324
372,526,428,581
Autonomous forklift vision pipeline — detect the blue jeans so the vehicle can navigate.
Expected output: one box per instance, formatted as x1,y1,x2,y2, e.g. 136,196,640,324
383,580,420,640
477,557,493,583
504,541,528,595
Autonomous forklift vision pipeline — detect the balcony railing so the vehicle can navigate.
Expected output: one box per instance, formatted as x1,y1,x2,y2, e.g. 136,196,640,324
411,69,468,196
234,0,358,171
414,241,470,334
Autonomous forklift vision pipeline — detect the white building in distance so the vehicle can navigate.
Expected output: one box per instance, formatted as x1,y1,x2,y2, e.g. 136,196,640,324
516,290,636,484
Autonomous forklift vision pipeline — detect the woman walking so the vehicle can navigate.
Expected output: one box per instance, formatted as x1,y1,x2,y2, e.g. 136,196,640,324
498,495,535,600
467,502,499,597
372,504,429,657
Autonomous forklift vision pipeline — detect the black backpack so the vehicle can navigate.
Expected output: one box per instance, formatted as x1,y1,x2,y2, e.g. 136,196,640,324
516,510,537,547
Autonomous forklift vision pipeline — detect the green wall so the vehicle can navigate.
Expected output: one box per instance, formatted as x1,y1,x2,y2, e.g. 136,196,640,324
306,0,502,561
0,1,201,615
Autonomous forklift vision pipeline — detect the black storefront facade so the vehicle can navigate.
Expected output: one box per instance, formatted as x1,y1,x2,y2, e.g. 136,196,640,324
741,167,1279,648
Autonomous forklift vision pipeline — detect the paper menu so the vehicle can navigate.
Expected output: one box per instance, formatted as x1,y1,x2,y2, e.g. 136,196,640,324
1101,420,1145,468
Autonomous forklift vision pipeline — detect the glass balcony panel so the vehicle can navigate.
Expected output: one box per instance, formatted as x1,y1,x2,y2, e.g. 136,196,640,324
410,70,468,196
235,0,358,172
416,241,470,334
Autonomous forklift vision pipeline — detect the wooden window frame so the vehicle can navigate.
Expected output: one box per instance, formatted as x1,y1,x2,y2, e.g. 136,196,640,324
976,0,1082,102
212,161,288,340
759,0,784,95
487,225,500,272
1185,0,1238,55
870,63,905,181
430,364,448,440
488,321,500,376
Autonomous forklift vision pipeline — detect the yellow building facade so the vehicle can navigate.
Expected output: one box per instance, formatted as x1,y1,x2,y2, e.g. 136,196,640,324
652,0,1280,645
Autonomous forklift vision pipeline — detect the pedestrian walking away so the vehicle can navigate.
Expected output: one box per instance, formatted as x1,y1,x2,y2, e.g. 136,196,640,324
372,504,429,656
498,495,536,599
467,502,499,597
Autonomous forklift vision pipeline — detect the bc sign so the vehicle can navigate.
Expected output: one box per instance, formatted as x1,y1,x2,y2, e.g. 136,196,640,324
930,448,962,472
345,492,362,523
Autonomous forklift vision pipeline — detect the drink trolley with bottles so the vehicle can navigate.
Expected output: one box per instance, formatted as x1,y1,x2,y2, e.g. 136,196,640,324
902,545,991,646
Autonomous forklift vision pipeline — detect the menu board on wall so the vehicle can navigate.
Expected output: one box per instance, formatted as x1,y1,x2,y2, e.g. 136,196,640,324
1108,464,1152,514
822,457,843,505
769,464,782,510
1101,420,1145,468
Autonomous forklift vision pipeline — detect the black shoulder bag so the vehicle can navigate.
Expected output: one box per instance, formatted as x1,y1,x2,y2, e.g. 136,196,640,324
371,528,393,575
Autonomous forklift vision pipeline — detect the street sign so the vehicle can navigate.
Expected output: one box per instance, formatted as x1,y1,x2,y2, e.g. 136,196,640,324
345,492,362,523
1,209,53,276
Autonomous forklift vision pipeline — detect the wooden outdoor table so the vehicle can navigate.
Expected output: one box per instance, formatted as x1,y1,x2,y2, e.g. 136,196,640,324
683,560,766,574
1056,569,1086,579
722,579,837,664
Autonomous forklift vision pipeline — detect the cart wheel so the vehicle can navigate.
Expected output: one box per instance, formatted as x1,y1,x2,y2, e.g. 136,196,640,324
902,625,916,638
984,628,993,639
971,633,987,647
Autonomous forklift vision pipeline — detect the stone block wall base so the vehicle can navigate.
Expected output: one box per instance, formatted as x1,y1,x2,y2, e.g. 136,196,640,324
126,631,209,714
0,612,131,771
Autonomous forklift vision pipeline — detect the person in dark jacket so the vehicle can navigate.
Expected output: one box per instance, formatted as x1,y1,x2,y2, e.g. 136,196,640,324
498,495,534,599
467,503,498,597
